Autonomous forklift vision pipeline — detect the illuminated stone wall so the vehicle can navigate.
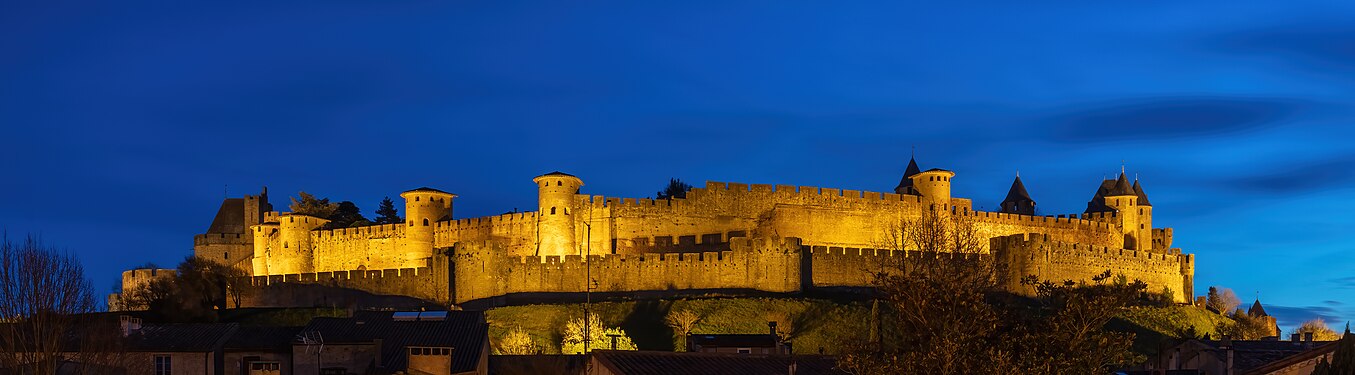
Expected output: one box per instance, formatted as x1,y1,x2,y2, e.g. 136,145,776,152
450,236,802,303
218,170,1192,306
992,233,1195,303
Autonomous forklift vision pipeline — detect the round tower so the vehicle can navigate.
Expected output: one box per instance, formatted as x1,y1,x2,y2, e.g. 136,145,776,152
400,187,456,266
910,169,955,203
251,222,279,275
1101,173,1141,250
274,214,328,274
533,171,583,257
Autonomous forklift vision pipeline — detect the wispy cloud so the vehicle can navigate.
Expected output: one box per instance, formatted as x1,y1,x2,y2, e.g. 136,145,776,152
1040,97,1297,143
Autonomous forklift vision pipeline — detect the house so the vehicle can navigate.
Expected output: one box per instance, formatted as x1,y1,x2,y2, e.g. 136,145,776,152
586,350,844,375
122,320,240,375
223,326,302,375
686,322,790,355
1152,334,1335,375
292,310,489,375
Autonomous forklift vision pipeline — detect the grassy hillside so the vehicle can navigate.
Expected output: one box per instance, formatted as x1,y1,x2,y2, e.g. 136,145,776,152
484,298,873,354
1110,305,1235,356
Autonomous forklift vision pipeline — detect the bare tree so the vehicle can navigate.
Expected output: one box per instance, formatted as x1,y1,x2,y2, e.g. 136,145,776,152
0,234,97,373
1298,318,1341,341
1206,286,1241,314
664,309,702,351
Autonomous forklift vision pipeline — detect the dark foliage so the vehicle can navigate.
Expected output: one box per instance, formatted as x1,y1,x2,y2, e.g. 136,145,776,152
374,196,402,225
656,178,693,200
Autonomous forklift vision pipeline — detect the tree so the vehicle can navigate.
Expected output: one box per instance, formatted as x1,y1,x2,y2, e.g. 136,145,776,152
0,234,97,373
1298,319,1342,341
498,326,541,355
561,313,637,354
1206,286,1240,314
1223,308,1275,340
122,256,252,321
838,209,1144,375
656,178,693,200
289,191,339,218
374,196,402,225
1312,325,1354,375
665,310,702,351
328,201,368,228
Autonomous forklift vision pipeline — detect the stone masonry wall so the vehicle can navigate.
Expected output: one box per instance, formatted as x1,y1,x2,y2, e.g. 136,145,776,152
451,236,802,304
992,233,1194,303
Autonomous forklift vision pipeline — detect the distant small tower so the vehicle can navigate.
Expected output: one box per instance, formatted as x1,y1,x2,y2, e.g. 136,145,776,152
910,168,955,204
400,187,456,266
534,171,583,257
999,174,1036,215
1086,172,1144,250
894,157,923,195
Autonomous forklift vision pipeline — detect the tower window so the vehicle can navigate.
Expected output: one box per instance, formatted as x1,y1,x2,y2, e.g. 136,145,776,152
415,197,420,201
224,252,228,260
423,218,429,226
557,181,562,186
551,207,556,215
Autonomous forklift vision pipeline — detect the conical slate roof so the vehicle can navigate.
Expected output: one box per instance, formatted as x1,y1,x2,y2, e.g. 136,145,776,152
1249,299,1269,317
1001,175,1034,205
1107,172,1135,197
1133,180,1152,206
894,157,923,195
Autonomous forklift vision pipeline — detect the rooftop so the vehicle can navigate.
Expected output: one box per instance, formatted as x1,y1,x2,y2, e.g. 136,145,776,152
590,350,845,375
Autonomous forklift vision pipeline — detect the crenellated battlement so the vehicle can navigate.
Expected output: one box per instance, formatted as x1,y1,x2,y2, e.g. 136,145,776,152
438,211,539,231
955,210,1118,232
992,233,1193,302
311,223,404,239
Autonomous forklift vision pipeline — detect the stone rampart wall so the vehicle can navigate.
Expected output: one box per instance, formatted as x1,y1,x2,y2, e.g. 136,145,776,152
250,263,448,304
308,223,407,272
451,236,802,304
992,233,1193,302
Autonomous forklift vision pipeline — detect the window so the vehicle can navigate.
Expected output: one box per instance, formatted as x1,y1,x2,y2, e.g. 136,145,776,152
154,355,171,375
415,196,420,201
737,348,752,354
557,181,562,186
224,252,229,260
550,207,556,215
422,218,429,226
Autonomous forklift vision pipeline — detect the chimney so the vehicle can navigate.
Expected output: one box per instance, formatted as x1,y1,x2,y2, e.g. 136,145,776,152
1292,333,1302,343
374,339,383,367
768,321,778,337
119,315,142,337
1305,332,1314,349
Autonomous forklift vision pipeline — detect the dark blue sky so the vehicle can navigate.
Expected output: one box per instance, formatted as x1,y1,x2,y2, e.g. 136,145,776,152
4,1,1354,330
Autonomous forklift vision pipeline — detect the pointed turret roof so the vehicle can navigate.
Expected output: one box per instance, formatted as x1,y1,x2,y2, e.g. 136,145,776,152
894,157,923,195
1001,175,1034,204
1107,172,1135,197
1249,299,1269,317
1133,179,1152,206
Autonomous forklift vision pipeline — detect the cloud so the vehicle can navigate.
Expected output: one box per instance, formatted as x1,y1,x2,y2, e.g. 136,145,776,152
1220,154,1355,194
1212,21,1355,73
1041,97,1297,143
1267,304,1348,329
1331,276,1355,289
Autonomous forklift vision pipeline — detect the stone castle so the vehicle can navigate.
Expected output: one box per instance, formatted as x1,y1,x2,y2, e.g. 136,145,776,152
181,158,1195,306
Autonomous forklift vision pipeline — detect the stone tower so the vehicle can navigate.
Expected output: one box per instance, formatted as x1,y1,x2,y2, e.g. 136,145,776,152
1086,172,1148,250
534,171,583,257
273,213,328,274
999,174,1036,215
1133,178,1154,250
400,187,456,266
910,168,955,204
